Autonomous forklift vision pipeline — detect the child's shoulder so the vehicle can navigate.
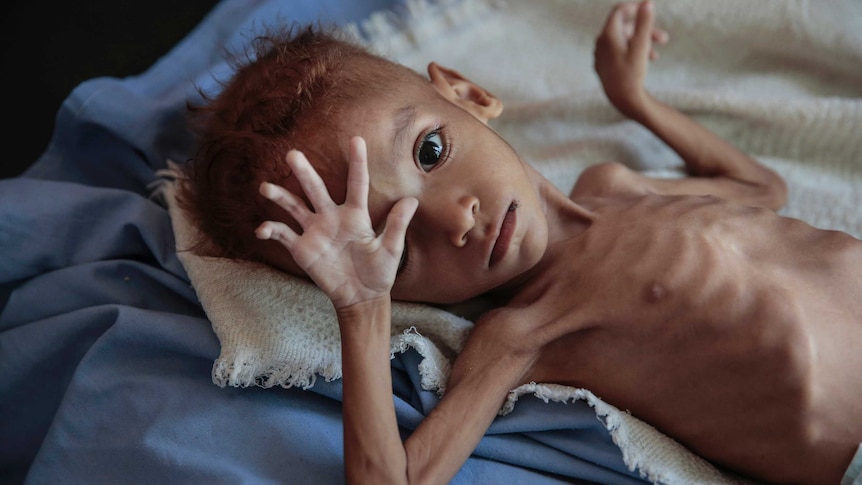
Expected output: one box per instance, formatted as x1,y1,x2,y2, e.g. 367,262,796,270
569,161,648,200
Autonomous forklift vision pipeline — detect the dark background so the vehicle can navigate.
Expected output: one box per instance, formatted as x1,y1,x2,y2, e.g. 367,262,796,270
1,0,218,179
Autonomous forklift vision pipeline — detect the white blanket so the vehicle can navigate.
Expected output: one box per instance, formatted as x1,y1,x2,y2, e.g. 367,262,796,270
161,0,862,483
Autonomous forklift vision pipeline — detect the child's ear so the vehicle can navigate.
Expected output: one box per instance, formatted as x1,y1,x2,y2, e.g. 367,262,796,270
427,62,503,123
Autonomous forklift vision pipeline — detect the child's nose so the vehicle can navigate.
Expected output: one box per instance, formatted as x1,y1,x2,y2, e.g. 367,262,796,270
416,193,479,247
447,195,479,247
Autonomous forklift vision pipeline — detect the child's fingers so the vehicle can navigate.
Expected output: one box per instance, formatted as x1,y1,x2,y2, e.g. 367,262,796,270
285,150,335,211
255,220,298,248
259,181,310,227
345,136,369,210
380,197,418,255
648,26,667,62
601,2,635,50
649,28,667,61
630,0,655,60
652,28,669,44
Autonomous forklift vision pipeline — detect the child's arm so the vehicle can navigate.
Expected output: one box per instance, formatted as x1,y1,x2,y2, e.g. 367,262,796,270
592,0,787,210
256,137,534,484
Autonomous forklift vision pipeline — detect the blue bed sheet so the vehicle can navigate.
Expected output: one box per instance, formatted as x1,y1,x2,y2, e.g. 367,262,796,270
0,1,649,483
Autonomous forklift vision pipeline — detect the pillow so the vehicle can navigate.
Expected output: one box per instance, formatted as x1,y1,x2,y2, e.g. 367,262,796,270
157,169,470,391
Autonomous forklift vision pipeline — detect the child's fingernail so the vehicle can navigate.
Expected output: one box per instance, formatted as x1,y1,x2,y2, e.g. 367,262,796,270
260,182,272,195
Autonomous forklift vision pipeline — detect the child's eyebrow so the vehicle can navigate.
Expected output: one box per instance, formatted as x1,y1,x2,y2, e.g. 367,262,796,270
393,104,418,160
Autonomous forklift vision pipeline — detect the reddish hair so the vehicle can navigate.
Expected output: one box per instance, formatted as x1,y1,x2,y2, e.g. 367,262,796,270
176,24,401,265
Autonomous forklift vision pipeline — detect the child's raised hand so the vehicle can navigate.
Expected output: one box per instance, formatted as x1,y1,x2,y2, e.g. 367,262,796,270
256,136,418,310
594,0,669,119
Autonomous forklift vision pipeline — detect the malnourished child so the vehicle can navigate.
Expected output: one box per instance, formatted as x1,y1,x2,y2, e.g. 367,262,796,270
178,1,862,483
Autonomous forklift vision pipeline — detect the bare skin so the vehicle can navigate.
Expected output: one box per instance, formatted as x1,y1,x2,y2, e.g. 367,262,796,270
255,1,862,484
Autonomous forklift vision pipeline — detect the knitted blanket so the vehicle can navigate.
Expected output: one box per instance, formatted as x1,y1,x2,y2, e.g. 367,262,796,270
161,0,862,483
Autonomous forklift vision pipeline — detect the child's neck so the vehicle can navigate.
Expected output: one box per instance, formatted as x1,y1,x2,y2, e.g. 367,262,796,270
530,167,594,244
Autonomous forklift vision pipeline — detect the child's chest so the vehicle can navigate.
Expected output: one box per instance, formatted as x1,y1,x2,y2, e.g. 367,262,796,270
512,194,862,370
519,196,776,332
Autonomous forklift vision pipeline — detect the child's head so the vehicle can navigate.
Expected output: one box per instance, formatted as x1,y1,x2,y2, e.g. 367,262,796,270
178,25,413,263
179,25,550,304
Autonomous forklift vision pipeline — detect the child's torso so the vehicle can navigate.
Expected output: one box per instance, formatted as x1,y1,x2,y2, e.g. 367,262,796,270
511,194,862,484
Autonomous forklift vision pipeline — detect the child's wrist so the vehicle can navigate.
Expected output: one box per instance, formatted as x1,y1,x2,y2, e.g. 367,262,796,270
613,88,650,121
335,295,393,334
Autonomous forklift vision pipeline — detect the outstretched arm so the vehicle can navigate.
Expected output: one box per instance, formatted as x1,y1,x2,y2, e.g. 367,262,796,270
257,137,534,484
593,0,787,210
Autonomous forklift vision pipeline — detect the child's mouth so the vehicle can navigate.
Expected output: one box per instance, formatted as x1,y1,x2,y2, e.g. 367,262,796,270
490,201,518,267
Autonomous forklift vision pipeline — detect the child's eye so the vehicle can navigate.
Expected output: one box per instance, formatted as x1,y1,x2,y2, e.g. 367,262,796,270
416,130,445,172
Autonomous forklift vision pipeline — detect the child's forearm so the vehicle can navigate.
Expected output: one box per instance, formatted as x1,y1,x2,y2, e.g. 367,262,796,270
337,297,408,484
402,338,531,484
337,299,531,485
633,93,787,208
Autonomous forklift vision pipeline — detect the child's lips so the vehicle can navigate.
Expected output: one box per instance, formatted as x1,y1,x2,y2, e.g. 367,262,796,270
489,201,518,268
